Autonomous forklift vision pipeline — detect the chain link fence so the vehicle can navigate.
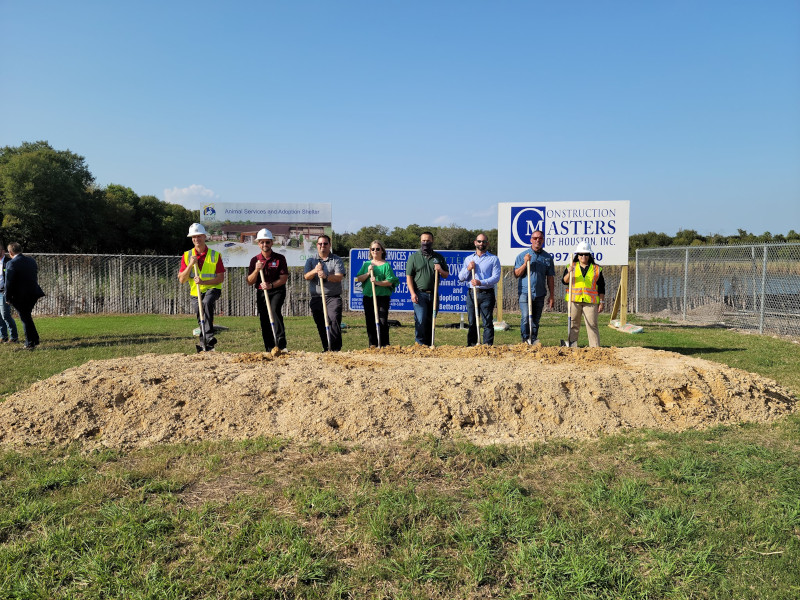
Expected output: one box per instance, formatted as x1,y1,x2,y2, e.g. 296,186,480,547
635,243,800,336
26,254,633,316
29,254,320,318
28,254,635,320
23,248,800,336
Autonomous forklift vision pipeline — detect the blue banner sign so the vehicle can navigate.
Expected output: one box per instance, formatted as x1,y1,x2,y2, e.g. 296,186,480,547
349,249,475,312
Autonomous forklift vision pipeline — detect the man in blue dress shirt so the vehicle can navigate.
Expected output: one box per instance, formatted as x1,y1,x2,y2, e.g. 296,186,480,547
458,233,501,346
513,231,555,345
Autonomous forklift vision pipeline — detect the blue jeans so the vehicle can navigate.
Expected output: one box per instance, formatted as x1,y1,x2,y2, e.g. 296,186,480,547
413,291,433,346
467,288,495,345
0,291,18,341
519,294,545,342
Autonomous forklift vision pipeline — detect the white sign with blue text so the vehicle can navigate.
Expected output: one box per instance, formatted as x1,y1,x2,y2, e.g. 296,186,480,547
349,249,475,313
497,201,630,266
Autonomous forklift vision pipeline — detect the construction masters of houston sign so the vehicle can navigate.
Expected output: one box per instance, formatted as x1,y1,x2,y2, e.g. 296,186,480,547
497,201,630,266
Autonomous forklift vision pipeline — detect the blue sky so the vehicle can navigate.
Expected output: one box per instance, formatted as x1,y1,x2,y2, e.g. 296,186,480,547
2,0,798,236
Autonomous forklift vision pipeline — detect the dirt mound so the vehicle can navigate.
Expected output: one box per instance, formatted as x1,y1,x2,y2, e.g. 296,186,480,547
0,345,796,450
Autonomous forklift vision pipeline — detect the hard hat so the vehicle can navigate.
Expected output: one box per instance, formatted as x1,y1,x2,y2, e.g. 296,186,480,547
187,223,208,237
574,240,593,254
256,228,274,241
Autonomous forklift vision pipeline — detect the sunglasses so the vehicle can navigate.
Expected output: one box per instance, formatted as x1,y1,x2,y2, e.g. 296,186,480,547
577,253,590,257
475,240,487,244
317,242,330,246
370,247,382,252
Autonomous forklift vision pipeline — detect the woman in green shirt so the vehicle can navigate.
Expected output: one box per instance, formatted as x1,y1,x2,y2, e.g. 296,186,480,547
355,240,400,347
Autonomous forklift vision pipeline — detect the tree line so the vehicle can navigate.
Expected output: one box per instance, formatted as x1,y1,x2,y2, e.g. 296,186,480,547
0,141,196,254
2,141,796,256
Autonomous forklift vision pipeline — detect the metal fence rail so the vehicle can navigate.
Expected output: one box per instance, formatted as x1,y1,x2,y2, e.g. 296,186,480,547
635,243,800,336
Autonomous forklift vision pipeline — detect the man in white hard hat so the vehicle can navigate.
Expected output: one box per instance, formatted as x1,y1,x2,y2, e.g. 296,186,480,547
178,223,226,349
513,231,555,345
562,241,605,347
246,228,289,352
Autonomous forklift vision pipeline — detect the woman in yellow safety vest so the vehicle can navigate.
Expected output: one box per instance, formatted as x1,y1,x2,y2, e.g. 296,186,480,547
562,241,605,347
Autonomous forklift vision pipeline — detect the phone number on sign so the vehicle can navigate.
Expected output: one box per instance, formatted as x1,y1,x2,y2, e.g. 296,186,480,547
551,252,603,262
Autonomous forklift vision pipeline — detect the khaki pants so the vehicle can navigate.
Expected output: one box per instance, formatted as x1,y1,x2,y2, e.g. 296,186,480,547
569,301,600,347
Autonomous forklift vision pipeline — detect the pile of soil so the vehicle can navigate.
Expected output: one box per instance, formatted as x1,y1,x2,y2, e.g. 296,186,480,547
0,345,796,450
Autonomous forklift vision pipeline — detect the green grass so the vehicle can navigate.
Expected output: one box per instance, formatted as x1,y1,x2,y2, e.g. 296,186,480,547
0,313,799,598
1,427,798,599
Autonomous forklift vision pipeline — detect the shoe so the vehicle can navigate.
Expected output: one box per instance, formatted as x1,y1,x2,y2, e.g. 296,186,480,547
1,339,7,343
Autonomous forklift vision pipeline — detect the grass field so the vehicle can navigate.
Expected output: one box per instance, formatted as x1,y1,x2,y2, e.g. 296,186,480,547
1,312,799,599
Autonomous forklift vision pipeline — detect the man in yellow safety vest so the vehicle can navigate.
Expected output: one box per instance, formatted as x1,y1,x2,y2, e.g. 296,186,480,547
178,223,225,349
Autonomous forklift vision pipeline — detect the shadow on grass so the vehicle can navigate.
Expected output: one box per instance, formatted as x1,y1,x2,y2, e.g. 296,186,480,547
45,333,184,350
642,345,746,355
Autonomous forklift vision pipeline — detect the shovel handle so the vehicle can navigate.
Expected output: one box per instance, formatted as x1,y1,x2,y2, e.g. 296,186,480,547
472,268,481,345
319,269,332,351
431,271,439,348
193,264,208,351
370,273,381,349
526,259,533,343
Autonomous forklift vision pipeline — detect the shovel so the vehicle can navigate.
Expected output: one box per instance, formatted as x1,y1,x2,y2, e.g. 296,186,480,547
193,264,210,353
526,259,533,344
561,266,577,348
318,267,333,351
258,270,281,356
370,267,381,349
430,271,439,348
472,268,481,345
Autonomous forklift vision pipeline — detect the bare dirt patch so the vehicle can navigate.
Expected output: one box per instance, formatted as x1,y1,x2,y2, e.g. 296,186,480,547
0,345,796,450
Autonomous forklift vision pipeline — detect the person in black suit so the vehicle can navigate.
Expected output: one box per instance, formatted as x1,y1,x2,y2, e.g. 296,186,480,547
0,245,19,343
4,242,45,350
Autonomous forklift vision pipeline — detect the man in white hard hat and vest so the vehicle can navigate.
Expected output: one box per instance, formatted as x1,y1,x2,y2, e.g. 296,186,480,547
562,240,605,347
178,223,226,349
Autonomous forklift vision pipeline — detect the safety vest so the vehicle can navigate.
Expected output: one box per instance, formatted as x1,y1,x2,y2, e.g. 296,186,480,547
565,263,601,303
184,248,222,297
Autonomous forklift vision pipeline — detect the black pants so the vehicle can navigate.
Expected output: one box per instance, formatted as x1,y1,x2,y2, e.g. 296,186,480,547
191,288,221,339
363,294,391,347
256,286,286,351
11,299,39,347
466,288,495,346
310,295,342,351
